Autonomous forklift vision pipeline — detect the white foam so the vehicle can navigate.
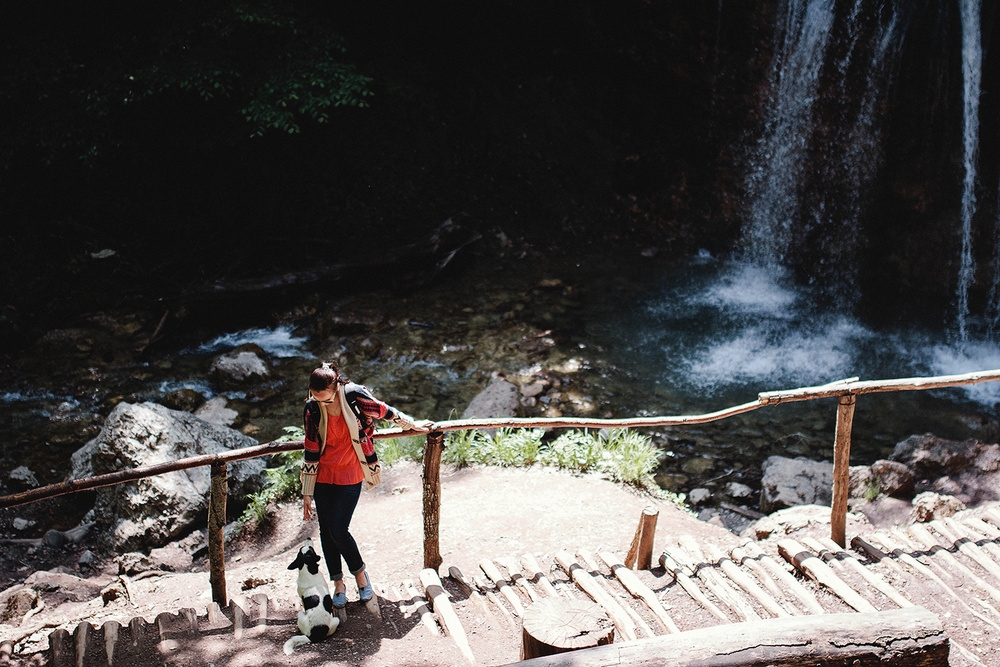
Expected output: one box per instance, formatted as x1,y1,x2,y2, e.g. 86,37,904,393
196,325,310,358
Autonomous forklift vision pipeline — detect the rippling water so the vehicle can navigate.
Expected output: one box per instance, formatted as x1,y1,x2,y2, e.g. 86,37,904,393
2,253,998,505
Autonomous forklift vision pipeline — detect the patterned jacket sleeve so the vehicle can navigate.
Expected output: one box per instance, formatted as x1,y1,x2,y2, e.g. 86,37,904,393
301,401,322,496
349,384,419,462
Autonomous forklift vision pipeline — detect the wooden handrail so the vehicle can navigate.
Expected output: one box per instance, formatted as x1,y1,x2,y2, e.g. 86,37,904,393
2,368,999,589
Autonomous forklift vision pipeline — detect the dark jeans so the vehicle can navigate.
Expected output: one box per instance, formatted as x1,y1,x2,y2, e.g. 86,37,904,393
313,481,364,581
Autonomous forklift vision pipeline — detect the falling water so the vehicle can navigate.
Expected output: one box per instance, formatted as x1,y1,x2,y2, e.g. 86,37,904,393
956,0,982,342
742,0,836,269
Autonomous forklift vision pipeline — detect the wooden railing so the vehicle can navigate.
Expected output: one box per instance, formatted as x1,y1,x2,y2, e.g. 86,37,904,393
2,369,998,606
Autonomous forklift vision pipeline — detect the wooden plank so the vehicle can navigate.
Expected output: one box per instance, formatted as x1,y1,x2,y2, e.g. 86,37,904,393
474,574,519,631
521,554,561,598
806,536,913,609
739,542,825,615
957,517,1000,564
868,532,1000,632
777,539,876,612
499,555,540,603
658,550,729,623
728,544,800,615
624,507,658,570
555,550,638,641
830,394,856,547
481,558,526,616
932,519,1000,581
506,606,949,667
675,538,760,621
906,523,1000,605
448,565,495,619
578,549,655,638
421,568,476,664
599,551,680,634
404,579,441,636
704,543,790,618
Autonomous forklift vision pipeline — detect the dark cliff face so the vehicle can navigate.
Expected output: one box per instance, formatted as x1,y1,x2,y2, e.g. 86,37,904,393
1,0,998,339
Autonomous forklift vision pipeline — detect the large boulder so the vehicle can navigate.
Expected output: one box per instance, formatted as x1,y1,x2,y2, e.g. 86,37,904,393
890,434,1000,505
463,377,519,437
69,402,264,552
759,456,833,514
209,346,270,385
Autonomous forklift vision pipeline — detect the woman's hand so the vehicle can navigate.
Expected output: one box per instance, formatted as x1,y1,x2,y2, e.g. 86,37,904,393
410,419,436,432
303,495,313,521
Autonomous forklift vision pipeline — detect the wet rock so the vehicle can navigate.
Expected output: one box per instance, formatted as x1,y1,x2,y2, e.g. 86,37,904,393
68,401,264,552
688,488,711,505
759,456,833,514
462,377,519,437
194,396,239,426
726,482,753,499
910,491,966,523
8,465,39,491
681,457,714,475
520,381,548,398
850,459,914,499
160,388,206,412
210,348,269,385
12,517,35,532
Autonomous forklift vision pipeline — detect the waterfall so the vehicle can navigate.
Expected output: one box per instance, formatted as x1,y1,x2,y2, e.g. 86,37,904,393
742,0,900,296
956,0,982,342
742,0,836,270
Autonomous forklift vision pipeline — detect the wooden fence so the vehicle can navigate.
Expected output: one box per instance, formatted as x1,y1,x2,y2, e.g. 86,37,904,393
1,369,999,606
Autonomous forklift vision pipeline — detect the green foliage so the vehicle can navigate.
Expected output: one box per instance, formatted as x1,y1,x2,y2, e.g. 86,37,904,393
132,3,372,137
236,426,303,531
379,434,426,466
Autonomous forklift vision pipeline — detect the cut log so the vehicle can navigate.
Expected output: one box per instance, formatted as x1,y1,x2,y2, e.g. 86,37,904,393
739,542,825,615
867,532,1000,631
554,550,638,641
931,520,1000,582
421,568,476,664
907,523,1000,605
776,539,876,612
658,551,729,622
475,574,519,631
599,551,679,634
500,555,540,603
521,597,614,661
807,536,913,609
481,558,526,616
674,538,760,621
624,506,658,570
577,549,654,638
508,606,949,667
404,579,441,636
704,543,790,618
728,544,799,615
448,565,494,618
521,553,561,598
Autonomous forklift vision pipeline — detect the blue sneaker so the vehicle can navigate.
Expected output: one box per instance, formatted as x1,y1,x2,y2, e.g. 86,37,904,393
359,576,374,602
332,590,347,609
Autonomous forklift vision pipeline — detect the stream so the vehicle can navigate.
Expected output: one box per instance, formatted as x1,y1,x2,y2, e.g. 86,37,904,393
2,251,999,527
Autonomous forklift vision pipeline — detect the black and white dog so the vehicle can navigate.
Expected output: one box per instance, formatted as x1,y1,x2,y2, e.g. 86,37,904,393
282,539,340,654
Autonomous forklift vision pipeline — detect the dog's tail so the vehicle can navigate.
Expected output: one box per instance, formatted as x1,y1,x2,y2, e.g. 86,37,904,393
283,635,311,655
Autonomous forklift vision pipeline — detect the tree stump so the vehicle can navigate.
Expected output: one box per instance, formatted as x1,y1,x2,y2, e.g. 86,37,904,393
521,597,614,660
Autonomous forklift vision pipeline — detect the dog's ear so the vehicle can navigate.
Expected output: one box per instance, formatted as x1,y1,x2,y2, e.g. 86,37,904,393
288,552,304,570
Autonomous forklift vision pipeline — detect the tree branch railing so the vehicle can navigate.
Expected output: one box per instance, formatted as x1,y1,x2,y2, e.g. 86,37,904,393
1,369,998,605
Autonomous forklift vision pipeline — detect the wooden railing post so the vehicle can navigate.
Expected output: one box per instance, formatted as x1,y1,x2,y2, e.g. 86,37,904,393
830,394,856,548
209,462,228,605
422,431,444,570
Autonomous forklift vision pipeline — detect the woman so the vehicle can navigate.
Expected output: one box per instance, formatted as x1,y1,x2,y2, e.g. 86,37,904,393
301,362,434,607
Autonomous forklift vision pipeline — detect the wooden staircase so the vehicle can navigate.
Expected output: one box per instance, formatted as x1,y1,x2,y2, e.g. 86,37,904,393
5,505,1000,666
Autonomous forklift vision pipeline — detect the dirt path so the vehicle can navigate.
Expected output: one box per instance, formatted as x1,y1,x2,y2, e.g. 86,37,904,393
3,463,733,665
